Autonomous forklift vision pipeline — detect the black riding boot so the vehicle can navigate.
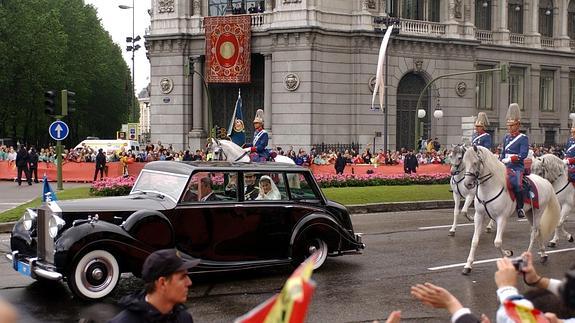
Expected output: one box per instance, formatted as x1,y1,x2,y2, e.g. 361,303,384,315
515,188,525,219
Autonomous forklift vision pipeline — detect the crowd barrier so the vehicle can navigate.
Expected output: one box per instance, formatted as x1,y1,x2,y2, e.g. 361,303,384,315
0,161,146,182
0,161,450,182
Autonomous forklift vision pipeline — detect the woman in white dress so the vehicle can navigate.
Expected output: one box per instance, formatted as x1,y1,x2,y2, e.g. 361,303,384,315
255,175,281,200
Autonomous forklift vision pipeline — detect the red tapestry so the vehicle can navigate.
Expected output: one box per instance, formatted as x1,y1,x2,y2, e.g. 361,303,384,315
205,15,251,83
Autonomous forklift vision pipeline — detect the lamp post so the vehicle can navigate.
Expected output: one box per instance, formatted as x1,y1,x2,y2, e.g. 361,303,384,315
119,2,141,123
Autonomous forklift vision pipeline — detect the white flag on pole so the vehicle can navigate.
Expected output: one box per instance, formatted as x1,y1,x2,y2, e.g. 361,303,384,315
371,26,394,112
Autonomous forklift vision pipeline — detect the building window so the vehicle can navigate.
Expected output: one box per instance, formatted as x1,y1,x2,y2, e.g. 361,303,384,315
428,0,440,22
402,0,424,20
475,0,492,30
539,0,553,37
508,0,524,34
476,65,493,110
569,73,575,113
539,70,555,112
544,130,556,145
569,1,575,40
509,67,525,111
208,0,263,16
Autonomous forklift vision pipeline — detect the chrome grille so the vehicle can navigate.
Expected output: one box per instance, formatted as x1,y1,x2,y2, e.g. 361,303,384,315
36,207,55,263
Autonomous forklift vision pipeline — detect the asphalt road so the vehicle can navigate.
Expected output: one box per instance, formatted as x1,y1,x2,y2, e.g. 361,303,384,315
0,180,90,213
1,208,574,322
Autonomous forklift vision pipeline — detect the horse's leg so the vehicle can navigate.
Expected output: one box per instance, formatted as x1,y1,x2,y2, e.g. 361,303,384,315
486,219,495,233
461,193,474,222
463,210,484,275
549,202,571,247
450,192,460,236
494,214,512,257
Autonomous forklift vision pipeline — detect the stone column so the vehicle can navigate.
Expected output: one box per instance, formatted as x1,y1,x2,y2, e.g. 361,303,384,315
529,66,541,143
265,0,273,12
444,0,461,37
559,68,571,138
493,0,510,44
264,53,273,139
524,0,542,48
188,56,205,149
555,0,571,50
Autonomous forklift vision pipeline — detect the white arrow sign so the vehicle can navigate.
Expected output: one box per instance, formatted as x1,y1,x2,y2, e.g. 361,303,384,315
49,120,69,141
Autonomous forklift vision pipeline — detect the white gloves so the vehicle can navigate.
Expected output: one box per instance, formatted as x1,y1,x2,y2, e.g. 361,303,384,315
563,159,570,165
502,157,511,164
243,147,251,152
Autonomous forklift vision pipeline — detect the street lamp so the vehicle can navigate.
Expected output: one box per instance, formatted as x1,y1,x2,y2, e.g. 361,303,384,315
119,2,141,123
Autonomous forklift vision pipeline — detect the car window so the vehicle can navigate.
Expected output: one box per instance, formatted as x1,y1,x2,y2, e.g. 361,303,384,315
288,173,320,200
244,172,287,201
131,169,189,202
182,171,237,203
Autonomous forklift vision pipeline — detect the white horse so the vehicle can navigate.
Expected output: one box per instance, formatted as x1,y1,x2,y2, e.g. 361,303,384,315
461,145,560,274
530,154,575,247
448,145,495,236
207,137,295,165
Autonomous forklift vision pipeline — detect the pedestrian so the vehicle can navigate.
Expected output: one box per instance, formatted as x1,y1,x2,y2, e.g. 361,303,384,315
94,148,106,182
335,152,346,175
28,147,39,183
15,145,31,186
109,249,199,323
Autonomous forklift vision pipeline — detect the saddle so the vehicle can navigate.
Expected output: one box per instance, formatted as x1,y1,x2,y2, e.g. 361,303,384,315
506,173,540,209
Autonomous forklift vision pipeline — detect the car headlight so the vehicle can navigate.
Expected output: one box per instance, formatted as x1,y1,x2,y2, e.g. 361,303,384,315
48,215,65,238
22,209,37,231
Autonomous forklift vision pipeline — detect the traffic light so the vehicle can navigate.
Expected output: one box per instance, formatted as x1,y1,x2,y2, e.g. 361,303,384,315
61,90,76,116
44,90,56,115
500,63,509,83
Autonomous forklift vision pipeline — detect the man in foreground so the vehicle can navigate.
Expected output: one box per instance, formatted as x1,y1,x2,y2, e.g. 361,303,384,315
109,249,200,323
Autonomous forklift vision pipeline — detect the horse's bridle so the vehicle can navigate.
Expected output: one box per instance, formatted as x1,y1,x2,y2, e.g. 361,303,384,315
463,147,503,221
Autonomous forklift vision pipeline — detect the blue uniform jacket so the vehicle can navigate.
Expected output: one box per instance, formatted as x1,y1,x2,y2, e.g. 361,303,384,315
565,137,575,159
500,133,529,171
245,129,269,160
472,131,492,149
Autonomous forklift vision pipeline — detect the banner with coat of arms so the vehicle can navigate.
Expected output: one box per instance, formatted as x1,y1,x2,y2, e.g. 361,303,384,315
205,15,251,83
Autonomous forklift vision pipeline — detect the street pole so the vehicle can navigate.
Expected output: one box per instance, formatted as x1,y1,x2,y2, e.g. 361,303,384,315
384,50,388,154
56,137,62,190
131,0,135,123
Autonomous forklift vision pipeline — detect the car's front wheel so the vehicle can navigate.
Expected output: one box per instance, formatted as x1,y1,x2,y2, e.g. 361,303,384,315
293,237,328,270
67,249,120,301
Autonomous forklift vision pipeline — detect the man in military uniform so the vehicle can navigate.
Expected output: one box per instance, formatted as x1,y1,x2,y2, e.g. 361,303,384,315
244,173,259,200
500,103,529,219
243,109,269,162
472,112,492,149
563,115,575,183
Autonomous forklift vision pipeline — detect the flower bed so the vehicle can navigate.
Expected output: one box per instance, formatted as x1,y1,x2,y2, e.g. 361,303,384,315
90,176,136,196
314,173,450,188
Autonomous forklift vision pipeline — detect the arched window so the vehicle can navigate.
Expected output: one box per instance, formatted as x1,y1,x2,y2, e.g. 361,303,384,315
508,0,524,34
401,0,424,20
539,0,553,37
475,0,492,30
568,0,575,39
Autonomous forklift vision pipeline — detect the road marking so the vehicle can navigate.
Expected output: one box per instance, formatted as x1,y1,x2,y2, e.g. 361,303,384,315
419,219,529,230
428,247,575,271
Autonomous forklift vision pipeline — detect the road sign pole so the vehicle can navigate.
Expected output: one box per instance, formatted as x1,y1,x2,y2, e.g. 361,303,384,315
57,137,63,190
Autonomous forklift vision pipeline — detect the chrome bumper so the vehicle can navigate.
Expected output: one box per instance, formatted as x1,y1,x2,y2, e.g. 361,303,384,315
6,251,62,281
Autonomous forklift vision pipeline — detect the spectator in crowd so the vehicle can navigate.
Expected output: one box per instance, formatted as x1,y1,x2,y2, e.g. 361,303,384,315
109,249,198,323
0,298,17,323
7,146,16,167
362,147,373,164
335,152,346,175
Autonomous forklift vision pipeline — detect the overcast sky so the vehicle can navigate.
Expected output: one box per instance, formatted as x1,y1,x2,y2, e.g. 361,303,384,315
84,0,151,95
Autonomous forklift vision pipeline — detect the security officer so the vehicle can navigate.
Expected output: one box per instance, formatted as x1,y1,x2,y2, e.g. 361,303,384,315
243,109,269,162
500,103,529,219
472,112,492,149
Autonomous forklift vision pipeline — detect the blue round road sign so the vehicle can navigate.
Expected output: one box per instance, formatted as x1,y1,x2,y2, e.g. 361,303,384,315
49,120,69,141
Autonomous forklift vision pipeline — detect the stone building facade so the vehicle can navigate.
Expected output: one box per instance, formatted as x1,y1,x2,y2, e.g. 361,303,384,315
146,0,575,151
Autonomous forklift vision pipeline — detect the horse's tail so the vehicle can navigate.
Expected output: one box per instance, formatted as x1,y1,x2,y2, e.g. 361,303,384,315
539,193,560,241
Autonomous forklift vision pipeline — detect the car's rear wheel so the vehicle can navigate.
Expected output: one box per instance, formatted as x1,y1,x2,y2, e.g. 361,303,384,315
67,250,120,300
294,237,328,270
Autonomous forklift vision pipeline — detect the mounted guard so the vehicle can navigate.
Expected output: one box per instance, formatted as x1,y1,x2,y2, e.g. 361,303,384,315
500,103,529,219
243,109,270,162
563,115,575,183
472,112,492,149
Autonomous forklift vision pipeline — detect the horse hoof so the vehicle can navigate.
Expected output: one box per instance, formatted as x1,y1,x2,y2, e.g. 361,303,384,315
548,241,557,248
448,231,455,237
569,236,574,243
463,213,474,222
485,227,492,233
541,255,548,263
462,267,471,275
503,250,513,257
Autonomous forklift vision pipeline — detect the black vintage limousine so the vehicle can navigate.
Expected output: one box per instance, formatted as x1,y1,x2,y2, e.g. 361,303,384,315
8,161,364,300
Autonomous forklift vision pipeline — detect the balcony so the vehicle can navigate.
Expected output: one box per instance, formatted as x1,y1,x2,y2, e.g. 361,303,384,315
510,33,525,45
399,18,445,36
475,30,493,44
541,37,554,48
199,12,272,33
570,39,575,50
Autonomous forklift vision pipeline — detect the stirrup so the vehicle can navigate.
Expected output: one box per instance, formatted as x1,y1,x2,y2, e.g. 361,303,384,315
517,209,525,219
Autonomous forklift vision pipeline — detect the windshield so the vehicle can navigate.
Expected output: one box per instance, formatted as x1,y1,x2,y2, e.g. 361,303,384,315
131,170,189,202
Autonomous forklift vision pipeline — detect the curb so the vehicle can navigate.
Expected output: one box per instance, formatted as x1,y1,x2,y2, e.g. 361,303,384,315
0,200,456,234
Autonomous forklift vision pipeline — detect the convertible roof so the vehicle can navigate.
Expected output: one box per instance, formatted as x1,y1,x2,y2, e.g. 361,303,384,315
143,161,307,176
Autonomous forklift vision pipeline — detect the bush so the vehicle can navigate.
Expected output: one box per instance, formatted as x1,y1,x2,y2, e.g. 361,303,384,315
314,173,450,188
90,176,136,196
